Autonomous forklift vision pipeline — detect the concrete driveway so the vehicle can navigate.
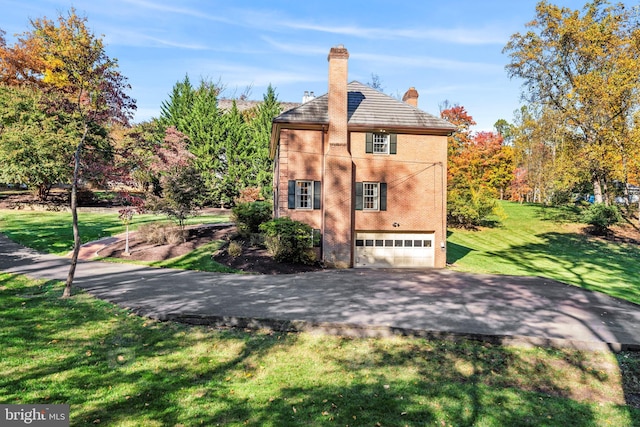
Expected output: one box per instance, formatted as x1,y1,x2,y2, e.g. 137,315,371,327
1,234,639,351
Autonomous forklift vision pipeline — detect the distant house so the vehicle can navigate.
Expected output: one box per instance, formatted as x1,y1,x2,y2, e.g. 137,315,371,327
269,45,455,268
217,99,300,114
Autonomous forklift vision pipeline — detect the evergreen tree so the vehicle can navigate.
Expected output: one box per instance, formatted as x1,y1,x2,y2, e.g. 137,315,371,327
248,84,280,198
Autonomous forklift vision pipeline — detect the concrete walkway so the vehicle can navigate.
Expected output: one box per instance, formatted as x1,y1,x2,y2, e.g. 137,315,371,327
1,234,639,352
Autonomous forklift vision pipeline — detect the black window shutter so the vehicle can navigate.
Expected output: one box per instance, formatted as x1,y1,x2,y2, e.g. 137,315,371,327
380,182,387,211
313,181,321,209
390,134,397,154
288,180,296,209
355,182,363,210
365,133,373,153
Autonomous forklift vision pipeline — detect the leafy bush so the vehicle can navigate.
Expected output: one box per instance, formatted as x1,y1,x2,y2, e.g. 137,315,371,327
447,187,499,228
137,222,186,245
259,217,316,265
581,203,621,235
231,201,272,235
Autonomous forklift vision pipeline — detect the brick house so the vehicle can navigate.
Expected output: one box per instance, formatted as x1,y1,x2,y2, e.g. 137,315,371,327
269,45,455,268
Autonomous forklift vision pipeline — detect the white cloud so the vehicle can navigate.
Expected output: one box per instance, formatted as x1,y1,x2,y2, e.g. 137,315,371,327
119,0,233,23
353,52,501,73
104,27,209,50
260,37,328,56
278,20,509,45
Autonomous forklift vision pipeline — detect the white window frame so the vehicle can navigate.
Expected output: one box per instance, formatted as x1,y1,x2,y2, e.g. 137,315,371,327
373,133,389,154
363,182,379,211
295,180,313,209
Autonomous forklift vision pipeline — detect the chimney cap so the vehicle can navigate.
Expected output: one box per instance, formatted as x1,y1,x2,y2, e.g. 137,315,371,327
328,45,349,60
402,87,419,107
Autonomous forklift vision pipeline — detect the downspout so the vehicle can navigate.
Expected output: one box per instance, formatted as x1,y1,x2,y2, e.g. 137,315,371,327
440,161,446,261
321,125,326,263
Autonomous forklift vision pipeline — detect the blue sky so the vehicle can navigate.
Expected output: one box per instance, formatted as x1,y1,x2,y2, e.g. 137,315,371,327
2,0,633,131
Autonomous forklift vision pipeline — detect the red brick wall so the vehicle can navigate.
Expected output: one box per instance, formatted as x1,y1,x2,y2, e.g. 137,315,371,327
351,132,448,267
275,129,324,230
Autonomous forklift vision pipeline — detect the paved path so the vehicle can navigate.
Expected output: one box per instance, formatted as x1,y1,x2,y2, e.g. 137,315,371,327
1,234,639,351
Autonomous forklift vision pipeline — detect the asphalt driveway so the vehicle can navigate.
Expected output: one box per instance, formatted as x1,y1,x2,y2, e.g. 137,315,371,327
1,234,639,351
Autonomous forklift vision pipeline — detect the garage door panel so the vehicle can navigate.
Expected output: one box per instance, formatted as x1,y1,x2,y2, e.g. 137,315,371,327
355,232,434,268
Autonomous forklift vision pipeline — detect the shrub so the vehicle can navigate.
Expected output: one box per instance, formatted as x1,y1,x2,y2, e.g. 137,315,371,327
447,187,499,228
231,201,272,235
581,203,621,235
137,222,186,245
227,241,243,258
259,217,316,265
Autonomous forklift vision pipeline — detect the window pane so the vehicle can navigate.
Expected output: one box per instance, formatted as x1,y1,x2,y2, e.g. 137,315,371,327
363,183,379,210
373,133,389,154
365,239,374,247
385,240,393,247
394,240,403,247
424,240,432,247
355,239,364,247
295,181,312,209
414,240,423,247
375,240,384,247
404,240,413,247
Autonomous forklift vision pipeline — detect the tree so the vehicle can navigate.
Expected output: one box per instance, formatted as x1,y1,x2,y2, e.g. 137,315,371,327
442,105,514,227
0,28,45,87
160,76,224,205
146,127,204,232
158,79,281,206
0,85,76,198
366,73,384,92
246,84,280,198
504,0,640,204
494,119,514,145
510,104,587,203
9,9,136,297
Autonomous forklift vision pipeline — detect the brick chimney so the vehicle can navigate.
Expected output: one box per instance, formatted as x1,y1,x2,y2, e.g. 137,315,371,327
327,45,349,147
323,45,353,268
402,87,419,107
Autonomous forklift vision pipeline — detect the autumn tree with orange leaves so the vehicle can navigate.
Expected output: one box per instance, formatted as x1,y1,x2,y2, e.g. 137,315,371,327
442,105,514,227
0,10,135,297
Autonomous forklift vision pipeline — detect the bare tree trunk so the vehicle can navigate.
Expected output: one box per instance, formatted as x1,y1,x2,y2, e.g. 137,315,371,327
62,125,87,299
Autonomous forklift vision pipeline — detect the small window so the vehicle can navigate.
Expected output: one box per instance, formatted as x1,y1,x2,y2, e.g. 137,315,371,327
295,181,312,209
365,239,374,247
385,239,393,247
394,240,403,247
355,239,364,247
375,240,384,247
414,240,423,247
363,182,379,211
424,240,432,248
373,133,389,154
404,240,413,247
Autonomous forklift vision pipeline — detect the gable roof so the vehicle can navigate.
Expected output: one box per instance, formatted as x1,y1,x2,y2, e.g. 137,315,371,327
273,81,456,133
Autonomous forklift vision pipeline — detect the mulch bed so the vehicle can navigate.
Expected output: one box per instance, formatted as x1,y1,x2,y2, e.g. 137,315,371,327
98,224,324,275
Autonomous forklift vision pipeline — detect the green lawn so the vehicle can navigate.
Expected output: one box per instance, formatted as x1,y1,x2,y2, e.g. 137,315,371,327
0,210,229,256
448,202,640,305
2,273,638,426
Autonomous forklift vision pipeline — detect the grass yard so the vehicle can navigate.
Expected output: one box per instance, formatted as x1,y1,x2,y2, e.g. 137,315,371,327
1,273,639,426
448,202,640,305
0,210,229,256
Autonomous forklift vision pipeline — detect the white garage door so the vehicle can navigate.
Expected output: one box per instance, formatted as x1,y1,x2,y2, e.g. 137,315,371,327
354,232,435,268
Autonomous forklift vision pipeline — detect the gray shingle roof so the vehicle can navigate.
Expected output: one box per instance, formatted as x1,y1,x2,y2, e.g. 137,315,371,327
273,81,456,132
